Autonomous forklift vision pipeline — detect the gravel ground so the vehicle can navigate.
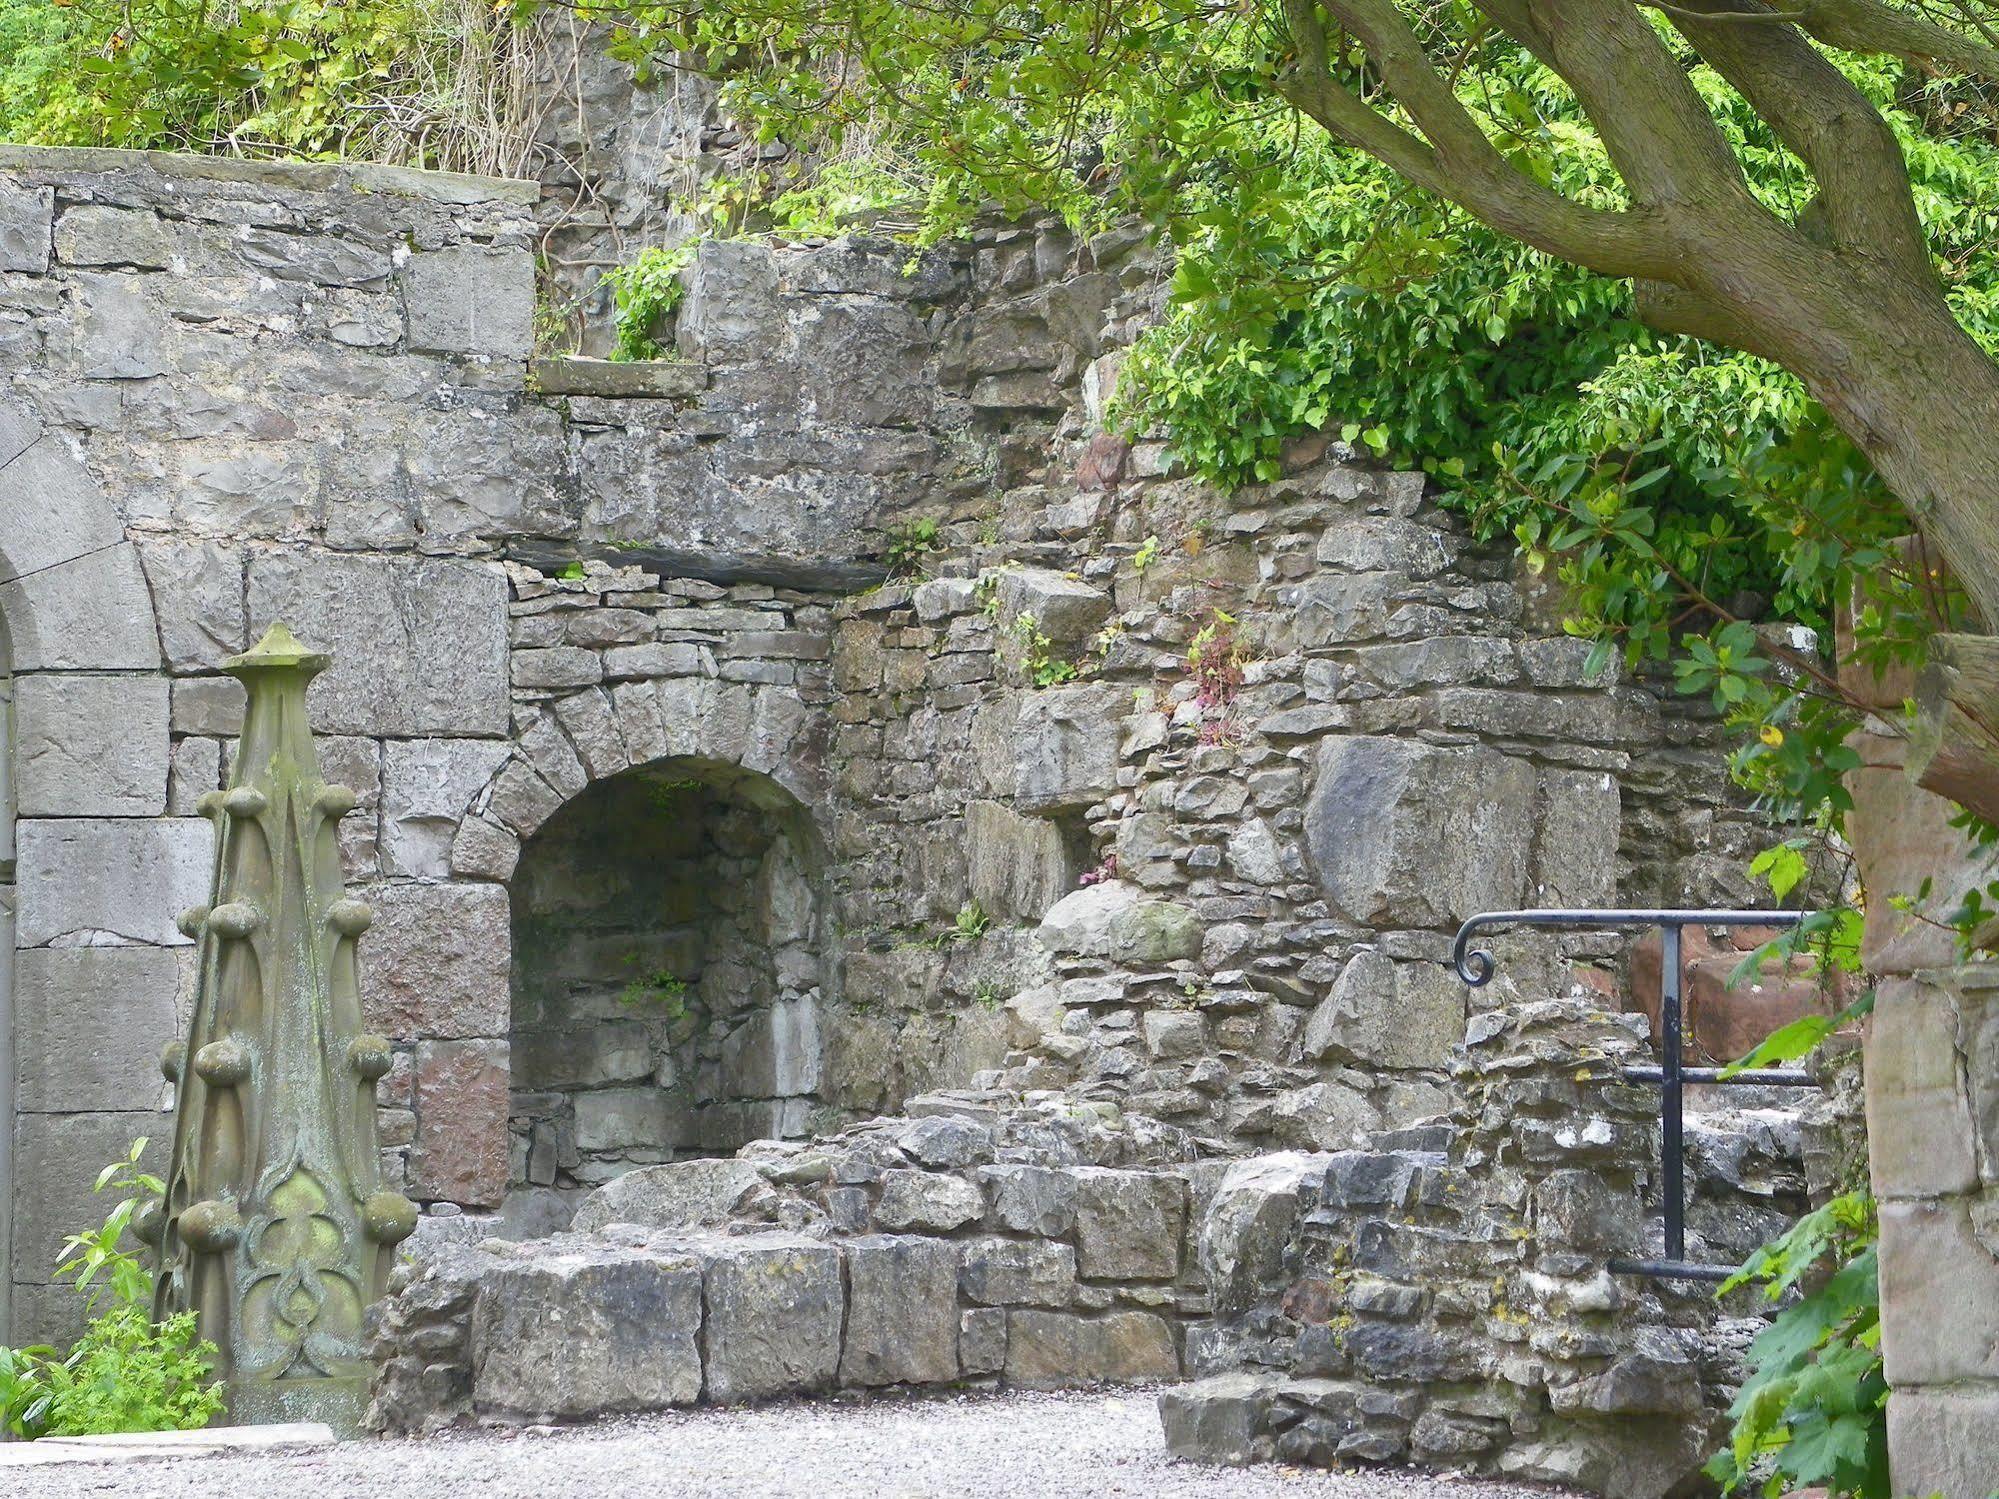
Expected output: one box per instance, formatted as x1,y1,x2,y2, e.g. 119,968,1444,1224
11,1388,1582,1499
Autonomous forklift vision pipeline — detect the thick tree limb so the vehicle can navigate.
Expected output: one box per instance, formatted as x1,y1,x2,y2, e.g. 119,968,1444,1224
1910,632,1999,825
1633,279,1784,357
1275,0,1679,279
1663,0,1930,269
1798,0,1999,81
1469,0,1760,215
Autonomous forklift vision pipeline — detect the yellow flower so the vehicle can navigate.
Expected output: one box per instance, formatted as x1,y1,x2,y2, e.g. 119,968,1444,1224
1760,724,1785,747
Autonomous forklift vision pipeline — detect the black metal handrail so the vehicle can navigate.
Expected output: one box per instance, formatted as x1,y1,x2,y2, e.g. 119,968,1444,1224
1452,907,1815,1283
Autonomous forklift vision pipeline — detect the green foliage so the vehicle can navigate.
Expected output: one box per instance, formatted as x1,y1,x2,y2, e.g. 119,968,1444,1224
1011,614,1079,687
0,0,537,171
1708,1192,1886,1499
576,0,1999,934
618,959,690,1017
881,517,942,578
0,1139,224,1441
601,242,698,362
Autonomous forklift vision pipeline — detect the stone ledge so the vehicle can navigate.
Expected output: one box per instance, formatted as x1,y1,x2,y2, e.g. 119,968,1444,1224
532,357,710,400
0,145,538,207
0,1422,337,1468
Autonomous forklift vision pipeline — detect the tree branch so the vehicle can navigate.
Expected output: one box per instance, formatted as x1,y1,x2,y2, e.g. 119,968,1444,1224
1273,0,1679,280
1662,0,1931,270
1469,0,1760,215
1796,0,1999,81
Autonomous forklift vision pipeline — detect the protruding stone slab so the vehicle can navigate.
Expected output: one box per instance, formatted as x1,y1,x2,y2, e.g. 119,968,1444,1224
571,1159,766,1235
966,800,1076,921
471,1248,704,1417
1037,881,1202,965
12,672,169,816
0,1422,336,1468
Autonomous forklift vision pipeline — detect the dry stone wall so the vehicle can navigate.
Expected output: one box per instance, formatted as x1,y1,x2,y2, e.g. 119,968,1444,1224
0,132,1793,1452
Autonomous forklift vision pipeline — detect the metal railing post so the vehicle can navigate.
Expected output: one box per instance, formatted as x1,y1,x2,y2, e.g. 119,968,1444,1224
1661,922,1685,1263
1450,907,1821,1281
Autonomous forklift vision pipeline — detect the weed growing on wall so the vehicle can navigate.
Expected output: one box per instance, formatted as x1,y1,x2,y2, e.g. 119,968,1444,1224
601,242,698,362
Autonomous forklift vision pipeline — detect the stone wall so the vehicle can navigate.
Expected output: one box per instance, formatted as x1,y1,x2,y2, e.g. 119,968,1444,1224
1159,999,1721,1499
0,137,1786,1363
1848,689,1999,1493
369,1098,1205,1429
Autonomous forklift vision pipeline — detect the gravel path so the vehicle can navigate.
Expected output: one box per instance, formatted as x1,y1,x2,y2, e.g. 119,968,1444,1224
11,1388,1580,1499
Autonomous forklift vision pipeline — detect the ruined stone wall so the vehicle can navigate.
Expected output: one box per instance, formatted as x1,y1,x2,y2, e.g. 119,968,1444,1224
0,140,1781,1356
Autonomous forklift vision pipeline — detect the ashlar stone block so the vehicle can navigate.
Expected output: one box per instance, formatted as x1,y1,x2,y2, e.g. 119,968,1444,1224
0,436,125,585
14,817,210,947
1003,1309,1178,1388
1877,1197,1999,1387
359,881,510,1040
1304,735,1534,927
0,182,53,274
1888,1383,1999,1499
12,672,169,816
1070,1167,1187,1280
402,245,536,359
136,541,247,672
14,945,178,1112
381,739,512,878
0,543,160,672
1866,976,1978,1199
11,1114,166,1282
838,1236,961,1387
471,1249,704,1418
699,1233,844,1402
246,552,509,735
411,1038,509,1206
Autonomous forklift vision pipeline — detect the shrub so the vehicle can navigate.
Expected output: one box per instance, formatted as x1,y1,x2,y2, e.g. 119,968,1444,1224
0,1140,224,1440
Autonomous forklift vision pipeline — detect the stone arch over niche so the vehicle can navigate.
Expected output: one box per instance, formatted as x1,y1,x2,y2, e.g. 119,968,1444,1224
0,396,174,1345
504,754,834,1223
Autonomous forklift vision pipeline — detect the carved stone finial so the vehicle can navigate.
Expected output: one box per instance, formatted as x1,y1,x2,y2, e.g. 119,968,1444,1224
154,619,415,1433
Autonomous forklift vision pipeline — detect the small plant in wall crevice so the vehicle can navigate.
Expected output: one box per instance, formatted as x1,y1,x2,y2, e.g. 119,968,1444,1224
1186,607,1250,745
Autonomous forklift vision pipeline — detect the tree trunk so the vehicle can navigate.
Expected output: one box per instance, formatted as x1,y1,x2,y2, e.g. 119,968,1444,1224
1686,250,1999,633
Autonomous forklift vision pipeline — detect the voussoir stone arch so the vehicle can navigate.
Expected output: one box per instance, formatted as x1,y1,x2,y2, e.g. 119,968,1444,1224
454,677,832,880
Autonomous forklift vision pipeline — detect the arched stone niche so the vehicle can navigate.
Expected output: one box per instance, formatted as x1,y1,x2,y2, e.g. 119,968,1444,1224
505,755,832,1217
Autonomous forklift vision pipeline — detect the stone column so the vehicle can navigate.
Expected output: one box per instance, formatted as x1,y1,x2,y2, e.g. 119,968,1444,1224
1850,726,1999,1496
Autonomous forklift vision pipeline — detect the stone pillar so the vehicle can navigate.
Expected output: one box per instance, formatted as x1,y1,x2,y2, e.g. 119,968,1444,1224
149,624,419,1431
1850,727,1999,1496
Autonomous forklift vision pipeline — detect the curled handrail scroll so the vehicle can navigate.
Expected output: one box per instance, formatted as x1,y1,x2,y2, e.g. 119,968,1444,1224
1449,907,1811,987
